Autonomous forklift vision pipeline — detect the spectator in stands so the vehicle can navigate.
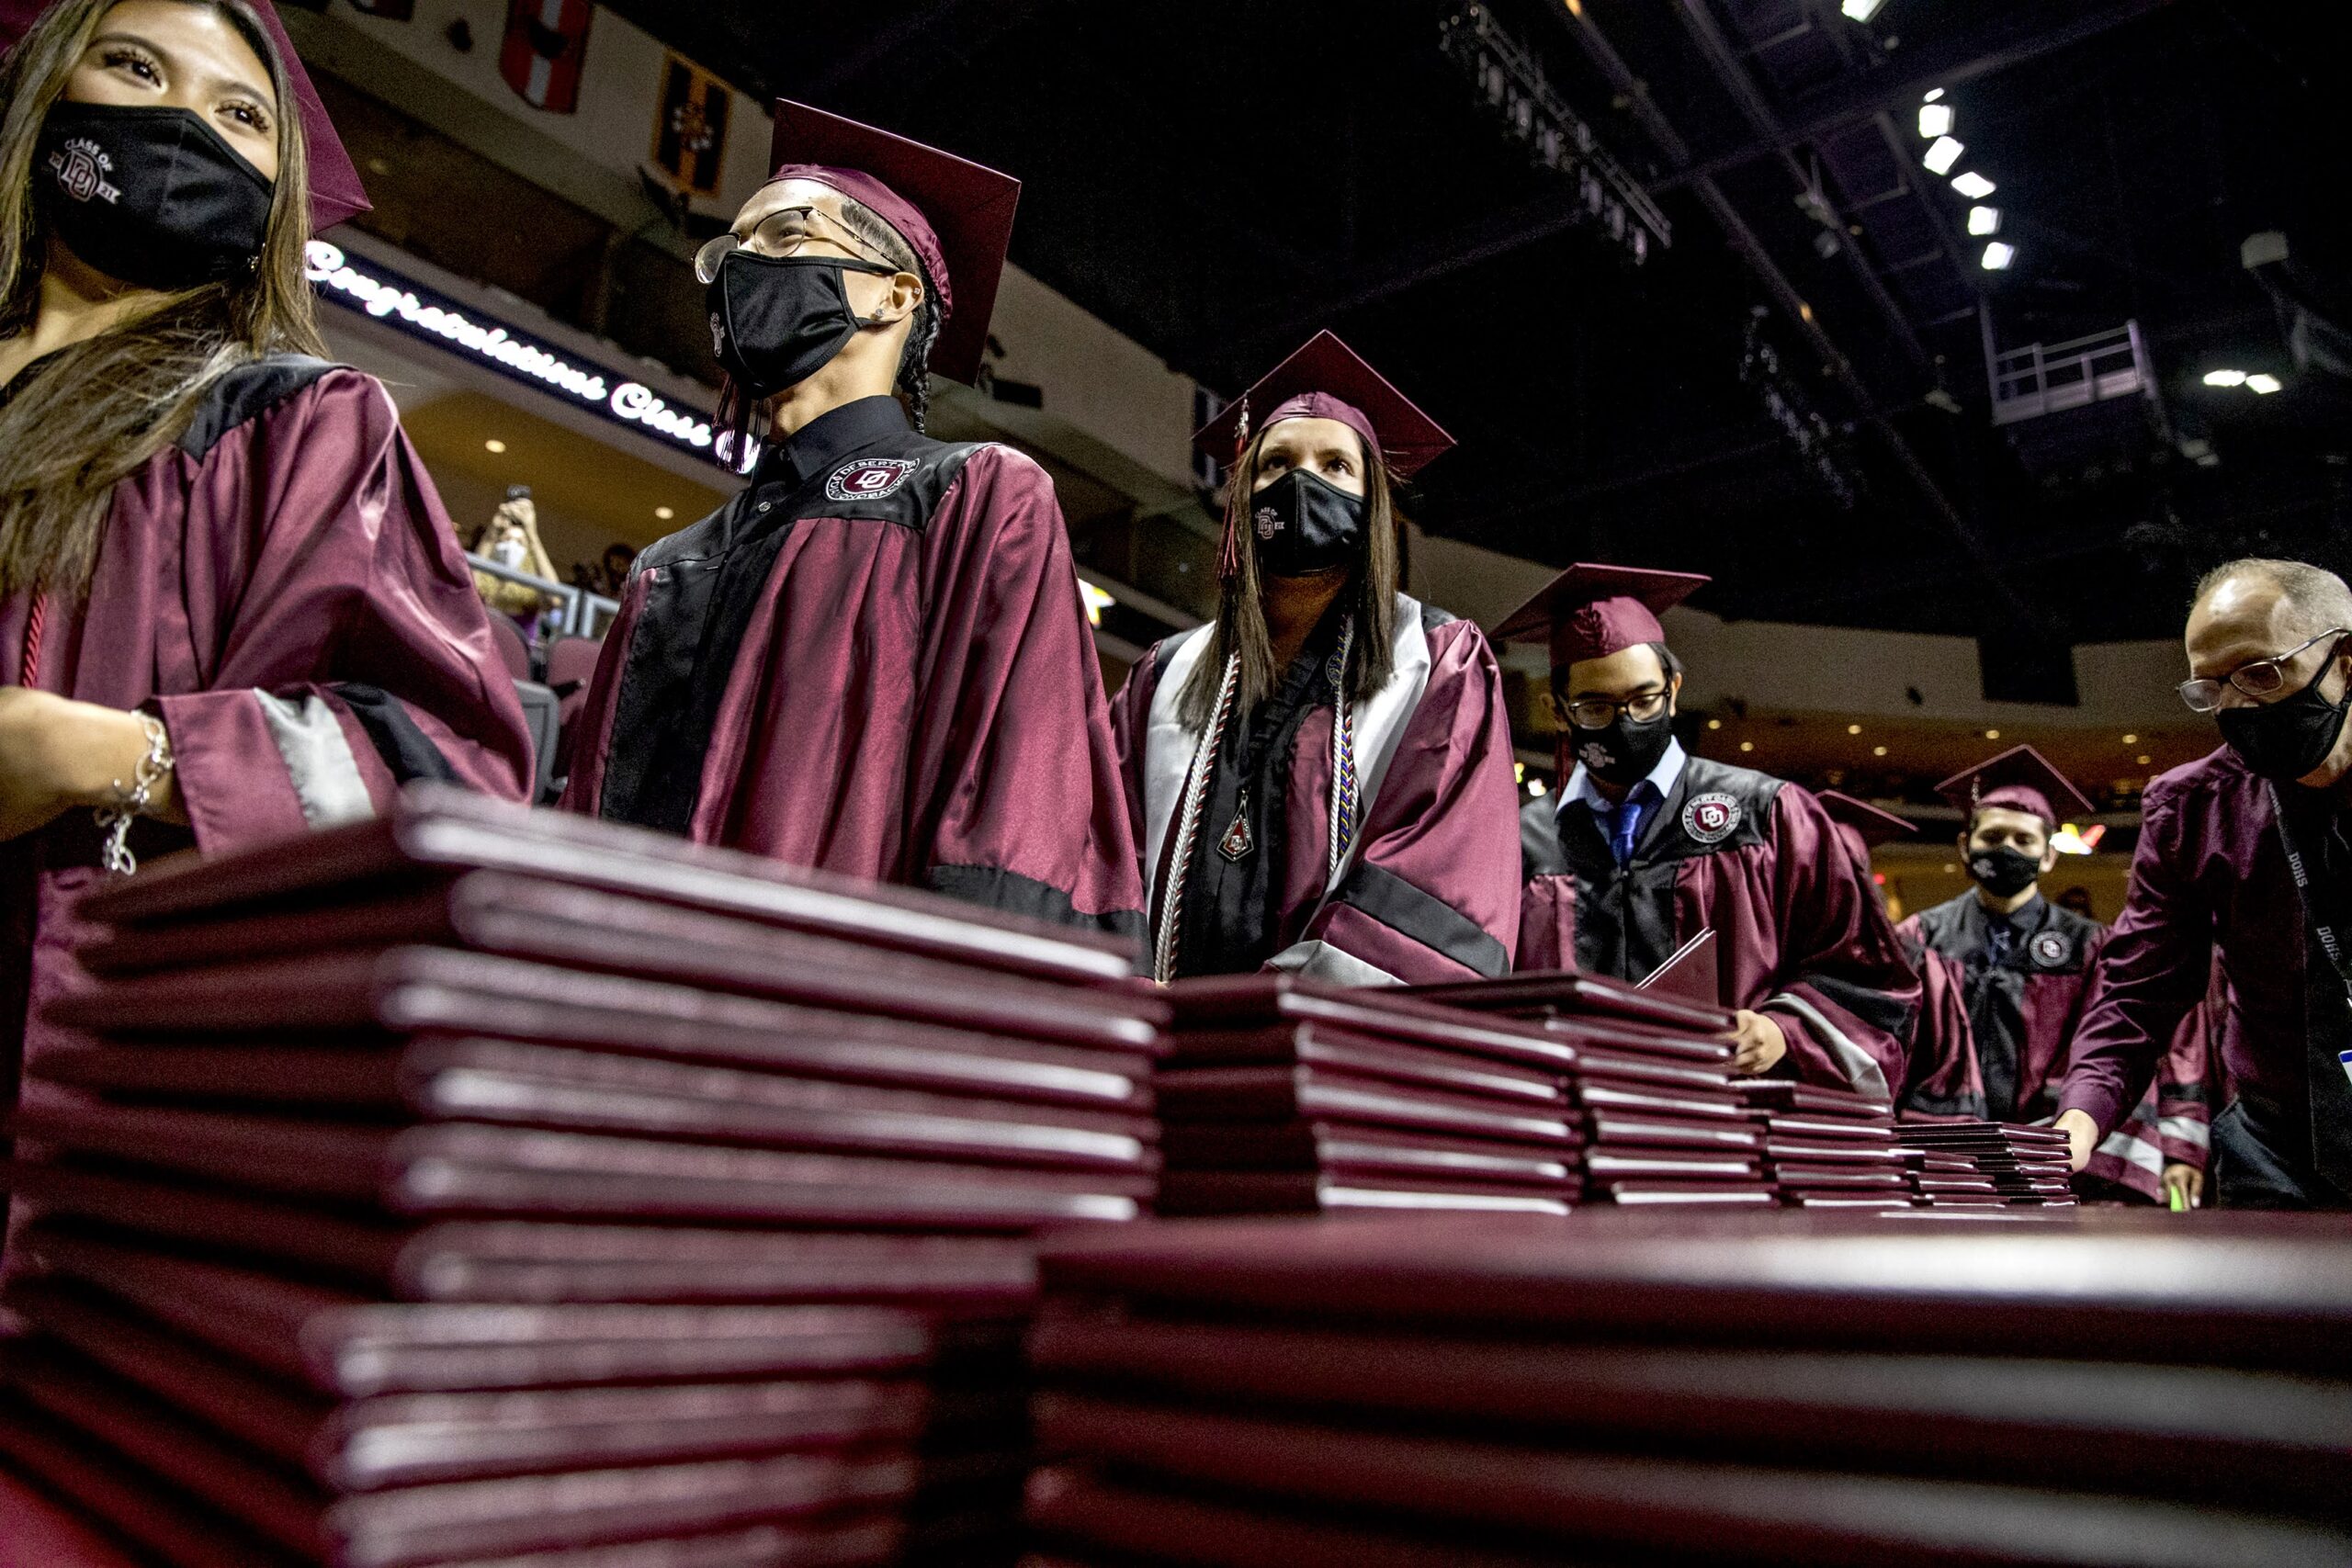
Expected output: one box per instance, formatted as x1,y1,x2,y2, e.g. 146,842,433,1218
0,0,530,1229
462,485,560,644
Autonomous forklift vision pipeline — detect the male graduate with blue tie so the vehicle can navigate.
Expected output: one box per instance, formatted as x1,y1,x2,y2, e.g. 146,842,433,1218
1503,565,1918,1091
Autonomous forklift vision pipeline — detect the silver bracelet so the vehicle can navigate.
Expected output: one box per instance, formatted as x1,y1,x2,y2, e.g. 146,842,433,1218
96,712,174,876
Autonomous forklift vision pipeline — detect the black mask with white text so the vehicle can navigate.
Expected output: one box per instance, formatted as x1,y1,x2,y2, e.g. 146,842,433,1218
1568,709,1674,790
1967,844,2041,899
707,250,897,401
2216,653,2352,784
37,103,274,289
1250,469,1366,577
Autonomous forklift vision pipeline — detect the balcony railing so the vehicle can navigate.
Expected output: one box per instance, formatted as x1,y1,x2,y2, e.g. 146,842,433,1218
1989,321,2152,426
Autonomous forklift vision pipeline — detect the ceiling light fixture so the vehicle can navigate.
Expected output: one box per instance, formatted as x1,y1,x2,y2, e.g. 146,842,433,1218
1872,745,1888,757
1921,137,1963,175
1840,0,1885,18
1980,241,2016,271
1922,88,1945,103
1847,723,1862,735
1966,205,2001,235
483,438,506,453
1950,171,1996,199
1984,728,2001,740
2202,369,2247,387
654,505,675,520
1917,104,1953,139
2246,373,2282,394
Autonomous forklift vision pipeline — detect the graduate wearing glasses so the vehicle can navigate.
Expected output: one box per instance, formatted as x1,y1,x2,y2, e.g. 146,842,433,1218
2056,557,2352,1209
1499,564,1917,1091
563,102,1141,944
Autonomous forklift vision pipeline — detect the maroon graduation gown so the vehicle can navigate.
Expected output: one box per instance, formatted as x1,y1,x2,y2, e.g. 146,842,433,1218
2058,746,2352,1204
1896,892,2107,1123
0,354,533,1166
563,395,1143,943
1519,757,1919,1098
1112,597,1521,985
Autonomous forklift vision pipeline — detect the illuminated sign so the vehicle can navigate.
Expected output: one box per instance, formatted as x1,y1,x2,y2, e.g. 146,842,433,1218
305,240,727,468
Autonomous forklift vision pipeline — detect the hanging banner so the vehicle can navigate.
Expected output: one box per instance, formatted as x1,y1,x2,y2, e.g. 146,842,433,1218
500,0,594,114
649,51,730,196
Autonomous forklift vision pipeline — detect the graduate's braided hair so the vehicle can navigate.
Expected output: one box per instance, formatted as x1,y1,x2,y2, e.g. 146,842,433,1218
837,198,941,434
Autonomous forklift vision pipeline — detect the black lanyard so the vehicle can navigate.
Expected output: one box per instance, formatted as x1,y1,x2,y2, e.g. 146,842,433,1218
2267,783,2352,1010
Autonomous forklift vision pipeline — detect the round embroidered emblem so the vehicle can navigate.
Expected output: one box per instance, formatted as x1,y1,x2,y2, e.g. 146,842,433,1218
2030,930,2073,969
825,457,918,502
1682,791,1742,844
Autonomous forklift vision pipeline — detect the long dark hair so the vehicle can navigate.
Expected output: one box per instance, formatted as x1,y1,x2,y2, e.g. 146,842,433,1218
1178,423,1400,728
0,0,325,601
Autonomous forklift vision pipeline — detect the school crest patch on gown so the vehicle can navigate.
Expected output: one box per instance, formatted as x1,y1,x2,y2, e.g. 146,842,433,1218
1682,791,1741,845
2030,929,2073,968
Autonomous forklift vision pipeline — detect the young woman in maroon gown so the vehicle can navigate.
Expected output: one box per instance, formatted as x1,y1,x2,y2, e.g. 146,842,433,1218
0,0,531,1168
1112,332,1522,986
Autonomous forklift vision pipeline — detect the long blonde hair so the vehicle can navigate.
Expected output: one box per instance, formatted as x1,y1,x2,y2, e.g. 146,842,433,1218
1178,424,1400,728
0,0,325,600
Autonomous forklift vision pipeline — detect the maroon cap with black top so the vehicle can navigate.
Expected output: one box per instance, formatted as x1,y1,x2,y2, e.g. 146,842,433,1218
766,98,1019,387
1191,331,1455,481
0,0,370,232
1490,562,1711,670
1934,744,2095,829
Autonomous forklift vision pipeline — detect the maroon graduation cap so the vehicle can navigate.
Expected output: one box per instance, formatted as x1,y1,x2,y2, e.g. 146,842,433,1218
1191,331,1455,482
1490,562,1711,670
0,0,369,232
768,99,1019,387
1933,744,2095,829
1817,791,1916,849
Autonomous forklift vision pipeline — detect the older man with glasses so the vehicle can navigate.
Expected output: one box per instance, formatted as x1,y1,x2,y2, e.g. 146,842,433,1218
1496,565,1917,1091
2055,557,2352,1208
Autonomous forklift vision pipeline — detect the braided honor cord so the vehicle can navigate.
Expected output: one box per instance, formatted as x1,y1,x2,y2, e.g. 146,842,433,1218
1151,651,1242,983
1326,622,1359,882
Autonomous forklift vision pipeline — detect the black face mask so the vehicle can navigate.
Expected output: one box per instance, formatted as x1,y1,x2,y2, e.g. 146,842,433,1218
707,250,896,402
1250,469,1367,577
37,103,274,290
2216,651,2352,784
1567,709,1675,790
1967,844,2042,899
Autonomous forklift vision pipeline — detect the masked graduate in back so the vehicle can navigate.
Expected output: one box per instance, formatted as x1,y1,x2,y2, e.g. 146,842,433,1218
1897,746,2207,1205
1110,332,1521,986
0,0,532,1215
1501,566,1917,1091
563,103,1142,943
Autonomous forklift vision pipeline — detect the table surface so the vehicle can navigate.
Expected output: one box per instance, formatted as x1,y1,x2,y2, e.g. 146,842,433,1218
0,1469,140,1568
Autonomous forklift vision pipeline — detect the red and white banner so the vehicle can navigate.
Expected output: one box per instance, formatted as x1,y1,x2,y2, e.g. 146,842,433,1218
500,0,594,115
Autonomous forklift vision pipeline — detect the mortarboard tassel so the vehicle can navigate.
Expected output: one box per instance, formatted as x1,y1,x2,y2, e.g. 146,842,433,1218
1216,397,1250,581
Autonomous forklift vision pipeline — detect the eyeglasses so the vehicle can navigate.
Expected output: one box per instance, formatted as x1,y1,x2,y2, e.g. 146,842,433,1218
694,206,895,285
1561,687,1671,728
2177,627,2349,713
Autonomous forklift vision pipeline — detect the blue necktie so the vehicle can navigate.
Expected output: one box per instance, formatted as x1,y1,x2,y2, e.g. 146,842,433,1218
1608,783,1656,867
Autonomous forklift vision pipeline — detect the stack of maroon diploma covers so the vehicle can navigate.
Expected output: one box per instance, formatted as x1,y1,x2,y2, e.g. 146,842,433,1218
1736,1080,1914,1209
1894,1121,2080,1209
0,785,1163,1567
1022,1208,2352,1566
1151,977,1589,1217
1403,971,1770,1208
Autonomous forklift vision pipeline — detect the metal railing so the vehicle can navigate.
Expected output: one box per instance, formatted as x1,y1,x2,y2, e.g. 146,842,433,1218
466,554,623,640
1989,321,2151,426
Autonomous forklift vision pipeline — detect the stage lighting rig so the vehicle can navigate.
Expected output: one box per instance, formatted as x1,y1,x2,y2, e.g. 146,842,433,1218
1440,5,1670,265
1742,310,1860,509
